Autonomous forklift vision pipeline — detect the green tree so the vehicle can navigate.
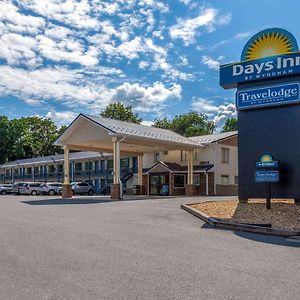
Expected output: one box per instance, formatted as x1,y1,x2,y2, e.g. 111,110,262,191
100,102,142,124
10,117,64,160
153,111,215,137
222,118,237,133
0,116,15,164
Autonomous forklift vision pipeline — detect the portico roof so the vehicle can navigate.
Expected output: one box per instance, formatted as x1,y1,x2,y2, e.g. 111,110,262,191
54,114,202,154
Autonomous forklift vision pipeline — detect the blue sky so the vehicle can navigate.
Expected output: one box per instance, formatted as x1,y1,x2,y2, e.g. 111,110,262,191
0,0,300,129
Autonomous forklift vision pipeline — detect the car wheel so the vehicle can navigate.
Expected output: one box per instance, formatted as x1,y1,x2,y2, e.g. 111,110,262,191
88,189,94,196
1,190,6,195
31,190,37,196
48,190,55,196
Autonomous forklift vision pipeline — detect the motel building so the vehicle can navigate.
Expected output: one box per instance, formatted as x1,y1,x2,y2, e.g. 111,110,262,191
0,114,238,198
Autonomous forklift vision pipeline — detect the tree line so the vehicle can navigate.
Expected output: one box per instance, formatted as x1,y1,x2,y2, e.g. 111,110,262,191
0,103,237,164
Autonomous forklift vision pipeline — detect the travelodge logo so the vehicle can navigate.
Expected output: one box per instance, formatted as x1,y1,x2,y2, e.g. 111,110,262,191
220,28,300,89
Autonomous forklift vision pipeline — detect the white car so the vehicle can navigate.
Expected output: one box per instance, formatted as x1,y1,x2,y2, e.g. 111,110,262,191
20,182,42,195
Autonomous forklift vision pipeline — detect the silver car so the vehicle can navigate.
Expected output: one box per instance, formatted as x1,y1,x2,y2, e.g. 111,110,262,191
0,184,13,195
20,182,42,195
39,182,62,195
59,182,95,195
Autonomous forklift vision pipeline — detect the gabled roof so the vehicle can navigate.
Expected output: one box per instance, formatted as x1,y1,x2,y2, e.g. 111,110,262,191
54,114,202,153
83,114,201,146
145,161,214,174
190,131,237,145
0,152,110,168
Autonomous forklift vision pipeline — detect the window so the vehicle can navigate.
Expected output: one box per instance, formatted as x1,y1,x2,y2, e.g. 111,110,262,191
27,167,32,175
174,174,185,187
85,161,93,171
193,174,200,186
5,169,10,176
120,158,129,168
34,166,39,174
193,150,199,161
221,175,230,185
57,164,63,172
48,165,56,173
221,147,230,163
107,160,113,170
235,176,239,185
181,150,187,162
154,152,160,162
75,162,82,171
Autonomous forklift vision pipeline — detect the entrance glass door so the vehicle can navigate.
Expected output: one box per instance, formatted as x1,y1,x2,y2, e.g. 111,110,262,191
149,174,169,196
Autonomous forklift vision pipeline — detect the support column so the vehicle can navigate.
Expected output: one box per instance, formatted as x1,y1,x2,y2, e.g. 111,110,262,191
136,154,145,195
185,150,196,196
62,145,72,198
111,137,121,199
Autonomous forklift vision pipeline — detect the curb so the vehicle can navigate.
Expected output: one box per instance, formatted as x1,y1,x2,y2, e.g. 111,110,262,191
181,203,300,237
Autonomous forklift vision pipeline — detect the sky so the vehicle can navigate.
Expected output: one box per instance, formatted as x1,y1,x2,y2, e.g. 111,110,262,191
1,0,300,130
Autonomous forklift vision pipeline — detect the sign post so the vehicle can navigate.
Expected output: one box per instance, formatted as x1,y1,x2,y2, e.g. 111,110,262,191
255,154,279,209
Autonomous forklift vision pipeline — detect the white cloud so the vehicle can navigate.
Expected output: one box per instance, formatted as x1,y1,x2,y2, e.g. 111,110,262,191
0,33,39,66
0,1,45,35
111,82,182,112
192,98,236,130
201,55,224,70
169,8,218,45
141,120,154,127
45,111,77,126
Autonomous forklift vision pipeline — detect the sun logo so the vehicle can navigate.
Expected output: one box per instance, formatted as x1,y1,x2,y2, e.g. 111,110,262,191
241,28,298,61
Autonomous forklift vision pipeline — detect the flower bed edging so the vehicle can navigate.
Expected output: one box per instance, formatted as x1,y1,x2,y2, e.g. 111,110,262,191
181,203,300,237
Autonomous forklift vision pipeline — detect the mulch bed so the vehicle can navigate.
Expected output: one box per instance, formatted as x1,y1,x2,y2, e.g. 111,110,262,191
189,199,300,231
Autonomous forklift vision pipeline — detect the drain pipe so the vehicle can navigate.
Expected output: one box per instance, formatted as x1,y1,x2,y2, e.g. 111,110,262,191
204,171,209,196
118,136,126,199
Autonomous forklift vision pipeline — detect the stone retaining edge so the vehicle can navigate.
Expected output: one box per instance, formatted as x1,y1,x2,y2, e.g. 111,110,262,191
181,203,300,237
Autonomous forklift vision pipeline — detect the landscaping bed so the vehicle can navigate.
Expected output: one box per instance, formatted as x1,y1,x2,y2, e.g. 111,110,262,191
189,199,300,231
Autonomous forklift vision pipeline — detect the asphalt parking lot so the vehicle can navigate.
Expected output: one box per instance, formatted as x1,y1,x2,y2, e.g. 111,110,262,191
0,195,299,300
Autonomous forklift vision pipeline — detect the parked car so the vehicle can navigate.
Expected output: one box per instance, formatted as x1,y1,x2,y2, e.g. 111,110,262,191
39,182,62,195
0,184,13,195
20,182,42,195
59,182,95,195
12,182,25,195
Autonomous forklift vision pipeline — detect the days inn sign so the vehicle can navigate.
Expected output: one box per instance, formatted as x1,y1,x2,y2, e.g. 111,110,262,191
220,28,300,109
220,28,299,89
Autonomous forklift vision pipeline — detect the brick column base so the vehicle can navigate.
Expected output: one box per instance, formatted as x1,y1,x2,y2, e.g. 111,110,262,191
62,184,73,198
295,199,300,205
111,184,120,200
185,184,196,196
135,185,146,195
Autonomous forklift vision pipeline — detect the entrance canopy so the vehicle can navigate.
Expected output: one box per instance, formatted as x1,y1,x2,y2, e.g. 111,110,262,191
54,114,202,154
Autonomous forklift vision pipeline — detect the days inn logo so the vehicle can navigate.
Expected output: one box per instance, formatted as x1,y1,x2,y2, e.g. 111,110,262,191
220,28,300,89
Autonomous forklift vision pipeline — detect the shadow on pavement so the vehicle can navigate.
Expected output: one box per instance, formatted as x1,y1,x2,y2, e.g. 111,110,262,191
201,223,300,248
21,198,112,205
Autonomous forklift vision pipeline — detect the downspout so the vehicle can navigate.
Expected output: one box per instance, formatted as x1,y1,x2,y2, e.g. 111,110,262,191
118,136,126,199
204,170,209,196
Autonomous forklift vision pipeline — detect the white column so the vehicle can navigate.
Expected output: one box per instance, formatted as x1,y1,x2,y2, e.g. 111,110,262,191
187,150,194,185
138,155,143,186
63,145,70,184
113,137,120,184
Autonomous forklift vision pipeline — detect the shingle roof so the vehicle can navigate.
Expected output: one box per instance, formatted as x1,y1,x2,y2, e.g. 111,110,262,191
0,152,111,168
189,131,237,145
83,114,200,147
145,161,214,173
